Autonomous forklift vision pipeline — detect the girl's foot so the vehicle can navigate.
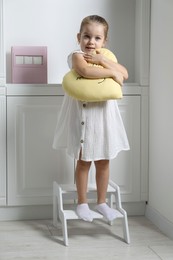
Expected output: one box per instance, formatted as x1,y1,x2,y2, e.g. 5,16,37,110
96,203,121,221
76,203,93,222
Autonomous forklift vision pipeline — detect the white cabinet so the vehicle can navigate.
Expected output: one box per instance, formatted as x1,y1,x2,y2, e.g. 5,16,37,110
7,94,143,206
7,96,74,206
0,94,6,205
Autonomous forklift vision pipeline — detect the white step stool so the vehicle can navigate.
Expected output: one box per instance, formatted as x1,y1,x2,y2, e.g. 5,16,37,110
53,180,130,246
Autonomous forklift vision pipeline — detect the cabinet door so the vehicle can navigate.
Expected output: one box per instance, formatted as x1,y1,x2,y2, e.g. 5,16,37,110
0,96,6,205
110,96,141,202
88,96,141,202
7,96,74,206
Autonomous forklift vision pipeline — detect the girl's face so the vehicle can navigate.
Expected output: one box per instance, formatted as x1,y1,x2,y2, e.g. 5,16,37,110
77,22,107,53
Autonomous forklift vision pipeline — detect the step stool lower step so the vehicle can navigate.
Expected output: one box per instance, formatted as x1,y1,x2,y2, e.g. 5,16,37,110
63,209,103,220
62,209,124,220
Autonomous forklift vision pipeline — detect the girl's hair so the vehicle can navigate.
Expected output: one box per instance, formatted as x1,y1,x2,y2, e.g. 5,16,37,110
79,15,109,39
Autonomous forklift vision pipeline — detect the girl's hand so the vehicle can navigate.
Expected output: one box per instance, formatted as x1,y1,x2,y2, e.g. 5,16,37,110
112,71,124,86
83,50,103,65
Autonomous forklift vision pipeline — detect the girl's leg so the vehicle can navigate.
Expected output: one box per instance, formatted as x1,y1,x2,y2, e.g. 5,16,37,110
75,158,92,221
94,160,110,204
94,160,121,221
75,159,92,204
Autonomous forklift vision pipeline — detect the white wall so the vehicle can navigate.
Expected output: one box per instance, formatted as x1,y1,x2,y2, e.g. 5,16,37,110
148,0,173,231
4,0,135,83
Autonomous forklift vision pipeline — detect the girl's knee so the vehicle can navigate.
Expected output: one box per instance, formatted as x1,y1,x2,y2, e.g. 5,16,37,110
94,160,109,170
77,159,92,170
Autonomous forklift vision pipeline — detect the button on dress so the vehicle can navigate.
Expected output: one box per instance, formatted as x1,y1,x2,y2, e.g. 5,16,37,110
53,50,130,161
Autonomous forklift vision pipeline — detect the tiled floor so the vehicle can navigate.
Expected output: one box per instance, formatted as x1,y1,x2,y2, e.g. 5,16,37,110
0,216,173,260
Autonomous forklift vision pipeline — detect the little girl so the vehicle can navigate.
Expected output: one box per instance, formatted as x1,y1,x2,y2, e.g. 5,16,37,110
53,15,130,222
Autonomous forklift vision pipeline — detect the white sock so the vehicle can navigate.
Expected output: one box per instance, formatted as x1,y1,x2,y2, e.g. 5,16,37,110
76,203,93,222
96,203,121,221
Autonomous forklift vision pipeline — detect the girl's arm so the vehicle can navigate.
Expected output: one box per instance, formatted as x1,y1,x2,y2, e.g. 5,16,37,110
72,52,123,84
83,51,128,80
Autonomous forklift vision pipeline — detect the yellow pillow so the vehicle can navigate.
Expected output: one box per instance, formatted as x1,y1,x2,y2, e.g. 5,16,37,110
62,48,123,102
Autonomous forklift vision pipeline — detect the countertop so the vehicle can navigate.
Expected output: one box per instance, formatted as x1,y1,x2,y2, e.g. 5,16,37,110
0,83,149,96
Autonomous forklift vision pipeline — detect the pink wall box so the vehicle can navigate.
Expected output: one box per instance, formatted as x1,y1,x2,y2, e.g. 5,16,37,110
11,46,47,83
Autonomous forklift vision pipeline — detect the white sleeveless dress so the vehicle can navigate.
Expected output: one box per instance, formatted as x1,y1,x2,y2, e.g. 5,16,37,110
53,50,130,161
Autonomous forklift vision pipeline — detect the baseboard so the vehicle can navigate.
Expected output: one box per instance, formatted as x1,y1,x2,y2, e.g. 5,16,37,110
0,201,146,221
145,204,173,240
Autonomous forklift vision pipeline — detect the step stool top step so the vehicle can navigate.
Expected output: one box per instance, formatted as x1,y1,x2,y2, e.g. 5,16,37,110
59,184,115,193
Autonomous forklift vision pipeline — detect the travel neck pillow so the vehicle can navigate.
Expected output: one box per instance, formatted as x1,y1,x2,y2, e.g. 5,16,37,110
62,48,123,102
